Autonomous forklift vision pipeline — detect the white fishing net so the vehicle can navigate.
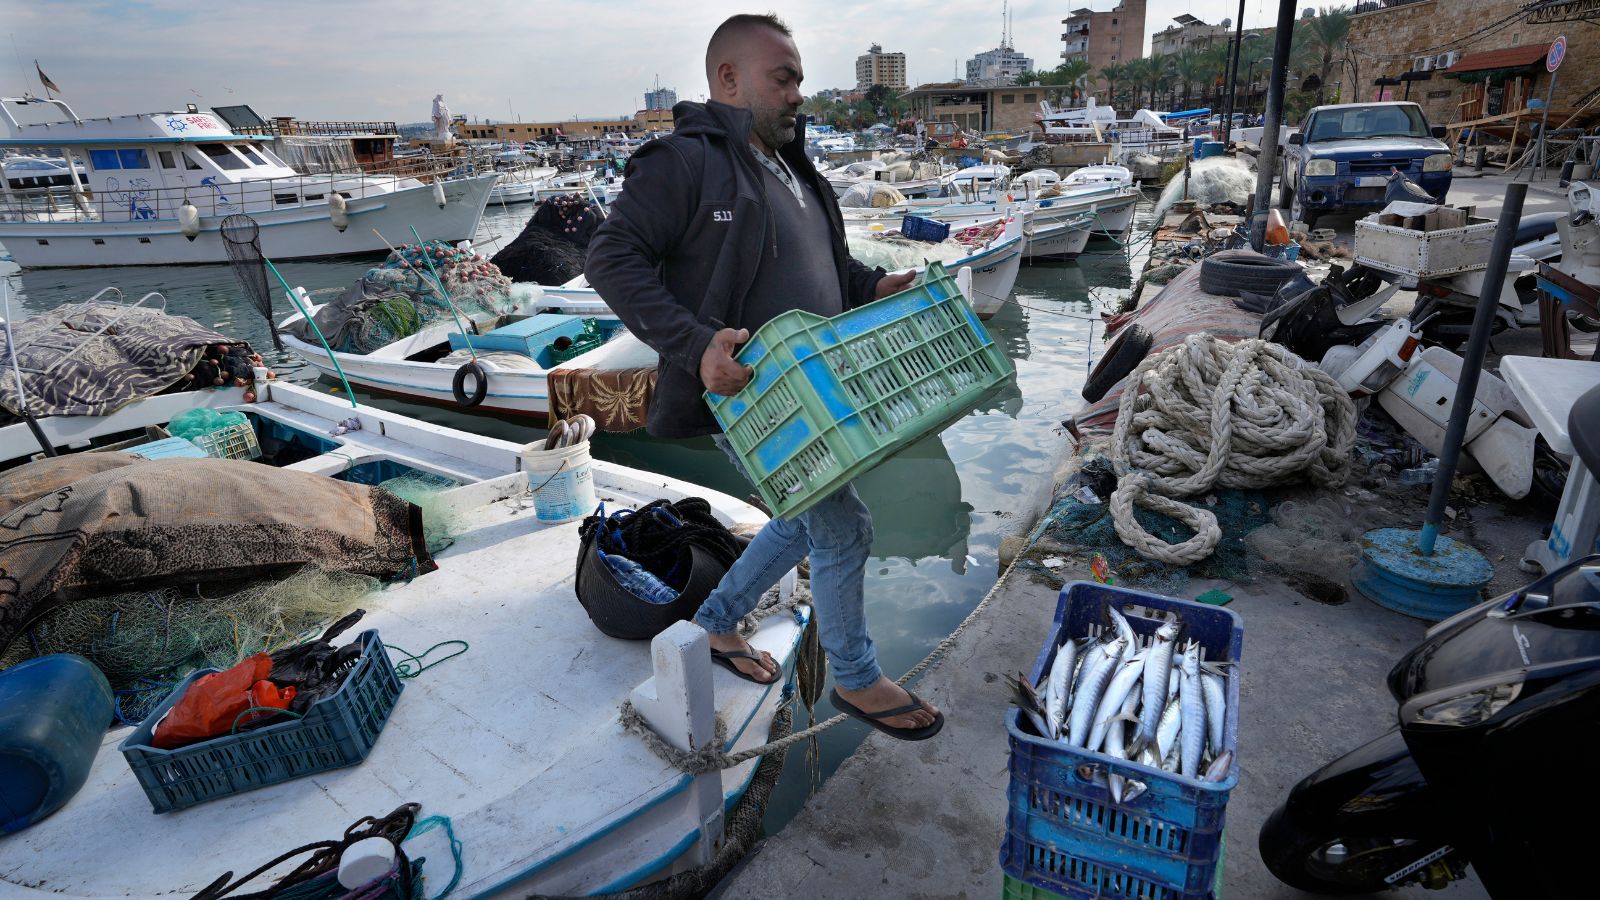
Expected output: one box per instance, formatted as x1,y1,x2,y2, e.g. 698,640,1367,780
1152,156,1257,224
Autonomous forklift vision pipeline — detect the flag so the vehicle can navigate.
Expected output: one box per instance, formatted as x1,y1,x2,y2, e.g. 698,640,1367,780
35,61,60,96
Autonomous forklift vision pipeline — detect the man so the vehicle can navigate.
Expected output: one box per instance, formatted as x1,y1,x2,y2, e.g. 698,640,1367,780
586,13,942,740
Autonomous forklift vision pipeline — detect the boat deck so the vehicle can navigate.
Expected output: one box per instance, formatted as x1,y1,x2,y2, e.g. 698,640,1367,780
0,385,806,898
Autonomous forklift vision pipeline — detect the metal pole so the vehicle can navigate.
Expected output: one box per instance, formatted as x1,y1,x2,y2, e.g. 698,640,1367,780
1221,0,1247,142
1251,0,1298,251
1419,183,1527,555
1529,68,1558,181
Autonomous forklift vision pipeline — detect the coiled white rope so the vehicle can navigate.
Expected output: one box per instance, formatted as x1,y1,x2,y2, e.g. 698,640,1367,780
1109,333,1357,565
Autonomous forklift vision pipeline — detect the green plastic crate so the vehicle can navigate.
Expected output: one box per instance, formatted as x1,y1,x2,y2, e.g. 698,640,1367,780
705,262,1013,518
549,318,605,365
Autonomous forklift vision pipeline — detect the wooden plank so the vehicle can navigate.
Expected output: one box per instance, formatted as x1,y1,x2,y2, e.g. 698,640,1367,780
1446,107,1533,130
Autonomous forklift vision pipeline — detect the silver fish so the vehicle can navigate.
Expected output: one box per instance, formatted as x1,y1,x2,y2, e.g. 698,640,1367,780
1122,778,1149,802
1067,637,1125,748
1006,672,1051,738
1044,637,1077,739
1179,642,1206,779
1167,665,1180,702
1104,688,1141,803
1155,695,1182,762
1200,670,1226,758
1109,606,1139,650
1203,749,1234,782
1137,622,1179,750
1089,653,1146,753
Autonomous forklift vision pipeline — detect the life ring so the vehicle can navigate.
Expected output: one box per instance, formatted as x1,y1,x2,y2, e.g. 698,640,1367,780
451,360,488,407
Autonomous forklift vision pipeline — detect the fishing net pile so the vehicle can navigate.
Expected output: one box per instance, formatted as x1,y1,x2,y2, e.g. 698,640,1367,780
845,219,1006,270
0,454,437,722
1151,156,1257,224
287,241,517,354
490,194,605,285
838,182,907,208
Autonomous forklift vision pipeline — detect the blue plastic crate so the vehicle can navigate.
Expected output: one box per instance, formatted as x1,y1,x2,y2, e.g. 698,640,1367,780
119,630,403,814
901,214,951,243
1000,583,1244,899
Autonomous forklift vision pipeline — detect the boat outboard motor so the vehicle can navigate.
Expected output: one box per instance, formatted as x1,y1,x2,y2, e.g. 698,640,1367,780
1259,427,1600,899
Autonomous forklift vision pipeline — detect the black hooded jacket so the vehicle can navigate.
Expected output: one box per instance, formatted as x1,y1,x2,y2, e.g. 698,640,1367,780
585,101,886,438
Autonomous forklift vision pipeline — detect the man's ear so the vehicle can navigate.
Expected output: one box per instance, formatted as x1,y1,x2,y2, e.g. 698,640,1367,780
715,61,739,99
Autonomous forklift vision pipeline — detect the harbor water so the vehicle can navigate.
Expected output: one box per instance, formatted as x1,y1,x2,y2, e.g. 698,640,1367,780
0,197,1149,833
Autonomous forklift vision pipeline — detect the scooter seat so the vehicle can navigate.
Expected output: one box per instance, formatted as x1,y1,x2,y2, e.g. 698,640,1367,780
1515,211,1565,246
1569,384,1600,475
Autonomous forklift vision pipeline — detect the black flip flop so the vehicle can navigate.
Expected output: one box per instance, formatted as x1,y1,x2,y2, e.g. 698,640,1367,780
829,687,945,741
711,649,779,684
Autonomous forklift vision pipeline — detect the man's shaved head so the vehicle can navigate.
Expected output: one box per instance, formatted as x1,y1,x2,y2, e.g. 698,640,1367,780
705,13,792,86
704,13,805,152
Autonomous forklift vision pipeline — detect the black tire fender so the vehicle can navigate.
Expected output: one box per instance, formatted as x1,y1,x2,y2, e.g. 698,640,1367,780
1200,252,1304,298
1082,324,1153,403
452,360,489,407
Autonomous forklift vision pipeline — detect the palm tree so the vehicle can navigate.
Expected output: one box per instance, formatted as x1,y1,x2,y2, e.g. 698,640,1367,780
1199,44,1231,106
1304,6,1352,104
1097,62,1127,106
1056,57,1094,101
1173,50,1210,108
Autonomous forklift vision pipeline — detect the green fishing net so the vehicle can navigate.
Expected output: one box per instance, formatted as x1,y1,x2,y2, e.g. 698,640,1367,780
168,408,250,442
0,566,378,723
377,472,463,555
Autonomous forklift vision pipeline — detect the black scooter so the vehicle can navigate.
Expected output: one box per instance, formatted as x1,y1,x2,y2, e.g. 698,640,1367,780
1258,391,1600,898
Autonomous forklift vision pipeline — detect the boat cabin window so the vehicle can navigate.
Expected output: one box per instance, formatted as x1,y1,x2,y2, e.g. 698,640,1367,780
158,150,177,169
237,144,267,166
197,142,249,170
88,148,152,170
183,152,203,170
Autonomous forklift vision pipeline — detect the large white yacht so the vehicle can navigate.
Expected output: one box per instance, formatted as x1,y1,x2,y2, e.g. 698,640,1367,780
0,96,497,267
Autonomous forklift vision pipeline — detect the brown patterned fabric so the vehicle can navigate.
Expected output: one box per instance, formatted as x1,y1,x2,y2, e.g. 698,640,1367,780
547,365,656,433
0,302,241,418
0,456,433,653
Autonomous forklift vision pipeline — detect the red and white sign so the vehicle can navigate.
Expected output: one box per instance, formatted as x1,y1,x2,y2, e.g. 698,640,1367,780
1547,35,1567,73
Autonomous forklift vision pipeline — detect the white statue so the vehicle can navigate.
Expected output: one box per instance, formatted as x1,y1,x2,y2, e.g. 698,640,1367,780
431,94,454,145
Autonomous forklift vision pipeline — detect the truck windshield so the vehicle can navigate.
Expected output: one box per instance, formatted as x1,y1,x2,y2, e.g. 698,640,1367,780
1306,106,1429,142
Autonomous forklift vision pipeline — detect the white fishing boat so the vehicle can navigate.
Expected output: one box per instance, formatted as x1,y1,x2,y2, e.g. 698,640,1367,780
0,97,496,268
486,164,559,206
0,379,810,897
1064,164,1135,188
825,158,947,199
1104,110,1189,161
846,215,1026,318
278,282,644,422
844,177,1140,238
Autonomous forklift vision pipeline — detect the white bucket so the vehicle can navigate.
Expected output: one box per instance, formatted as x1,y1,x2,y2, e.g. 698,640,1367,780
521,441,596,523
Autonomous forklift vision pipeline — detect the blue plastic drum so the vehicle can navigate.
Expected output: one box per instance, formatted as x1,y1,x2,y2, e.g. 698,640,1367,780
0,654,113,833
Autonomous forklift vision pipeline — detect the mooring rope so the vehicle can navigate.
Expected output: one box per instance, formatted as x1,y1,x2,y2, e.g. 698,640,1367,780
1109,333,1357,565
619,555,1018,774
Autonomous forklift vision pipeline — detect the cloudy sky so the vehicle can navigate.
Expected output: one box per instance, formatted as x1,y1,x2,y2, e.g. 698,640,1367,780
3,1,1283,126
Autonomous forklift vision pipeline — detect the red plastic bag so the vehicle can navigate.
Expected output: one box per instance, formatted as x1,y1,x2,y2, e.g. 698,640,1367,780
151,654,296,750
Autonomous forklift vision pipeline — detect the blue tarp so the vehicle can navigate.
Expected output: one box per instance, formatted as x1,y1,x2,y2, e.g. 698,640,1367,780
1162,108,1211,120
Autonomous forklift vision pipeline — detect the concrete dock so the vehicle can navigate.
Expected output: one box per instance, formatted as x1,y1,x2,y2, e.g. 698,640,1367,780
713,168,1572,898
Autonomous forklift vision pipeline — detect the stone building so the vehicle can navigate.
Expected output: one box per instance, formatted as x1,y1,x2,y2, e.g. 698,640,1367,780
900,82,1050,133
1348,0,1600,131
1151,13,1231,58
1060,1,1147,96
856,44,909,92
967,45,1033,84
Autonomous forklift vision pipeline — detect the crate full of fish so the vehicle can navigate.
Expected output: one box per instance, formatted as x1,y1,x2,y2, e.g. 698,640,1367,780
1000,582,1243,899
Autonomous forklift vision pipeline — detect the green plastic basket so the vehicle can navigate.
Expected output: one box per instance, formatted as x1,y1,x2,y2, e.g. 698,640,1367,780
705,262,1013,518
549,318,604,365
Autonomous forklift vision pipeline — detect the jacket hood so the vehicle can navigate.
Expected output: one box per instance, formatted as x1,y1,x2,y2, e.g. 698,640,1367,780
671,100,809,157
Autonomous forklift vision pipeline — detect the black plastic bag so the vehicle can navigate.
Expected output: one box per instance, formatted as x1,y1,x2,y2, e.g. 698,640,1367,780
268,609,366,713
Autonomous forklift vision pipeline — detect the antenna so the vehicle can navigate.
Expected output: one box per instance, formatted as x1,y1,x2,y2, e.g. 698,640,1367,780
1002,0,1008,48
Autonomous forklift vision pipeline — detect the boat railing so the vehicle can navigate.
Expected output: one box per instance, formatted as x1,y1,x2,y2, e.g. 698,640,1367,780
236,119,400,138
0,159,476,224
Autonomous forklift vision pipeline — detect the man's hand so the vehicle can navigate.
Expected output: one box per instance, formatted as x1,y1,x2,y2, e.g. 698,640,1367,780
700,327,753,395
874,270,916,300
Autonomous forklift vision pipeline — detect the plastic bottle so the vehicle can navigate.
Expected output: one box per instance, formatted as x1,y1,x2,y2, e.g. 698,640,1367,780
0,654,113,833
600,550,681,606
1398,459,1439,486
1265,208,1291,246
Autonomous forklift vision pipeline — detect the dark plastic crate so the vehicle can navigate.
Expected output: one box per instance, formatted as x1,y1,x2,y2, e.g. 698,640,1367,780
901,214,951,242
999,583,1243,899
119,630,403,814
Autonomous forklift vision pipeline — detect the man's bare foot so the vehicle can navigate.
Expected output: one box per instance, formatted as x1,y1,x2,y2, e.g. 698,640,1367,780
707,631,778,683
835,677,939,729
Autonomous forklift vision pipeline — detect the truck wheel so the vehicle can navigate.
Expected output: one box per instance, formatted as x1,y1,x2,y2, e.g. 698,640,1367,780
1291,189,1318,230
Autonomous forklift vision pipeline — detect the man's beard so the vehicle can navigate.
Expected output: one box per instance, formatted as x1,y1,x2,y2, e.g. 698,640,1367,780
752,105,797,150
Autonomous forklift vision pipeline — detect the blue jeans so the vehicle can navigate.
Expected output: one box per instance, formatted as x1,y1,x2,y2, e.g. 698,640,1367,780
694,435,881,691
